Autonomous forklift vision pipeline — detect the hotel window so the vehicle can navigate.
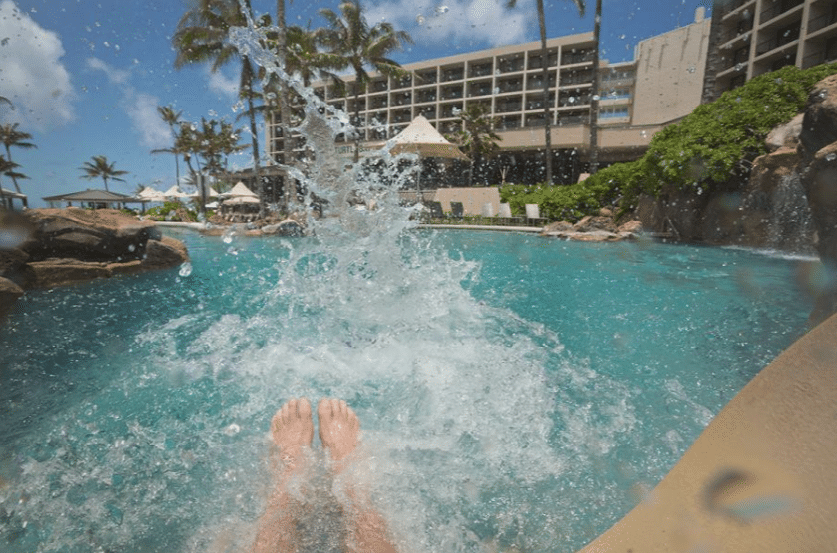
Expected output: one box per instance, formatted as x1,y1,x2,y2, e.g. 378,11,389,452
600,107,629,119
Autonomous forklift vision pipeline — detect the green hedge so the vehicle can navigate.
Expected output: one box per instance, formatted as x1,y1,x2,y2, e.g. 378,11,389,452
502,62,837,222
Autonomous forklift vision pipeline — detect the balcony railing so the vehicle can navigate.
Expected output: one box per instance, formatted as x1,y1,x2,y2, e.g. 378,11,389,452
808,11,837,33
760,0,803,24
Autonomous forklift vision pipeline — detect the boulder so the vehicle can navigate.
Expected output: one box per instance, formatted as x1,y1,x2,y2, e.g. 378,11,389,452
0,208,189,319
799,75,837,158
798,75,837,326
29,259,113,288
573,215,618,233
260,219,305,237
541,221,574,234
766,113,803,151
617,220,643,234
0,247,35,289
142,235,190,271
22,208,162,262
0,276,23,318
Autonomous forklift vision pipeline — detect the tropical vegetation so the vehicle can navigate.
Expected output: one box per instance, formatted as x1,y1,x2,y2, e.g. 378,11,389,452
446,104,502,187
318,1,412,162
79,155,128,192
500,62,837,220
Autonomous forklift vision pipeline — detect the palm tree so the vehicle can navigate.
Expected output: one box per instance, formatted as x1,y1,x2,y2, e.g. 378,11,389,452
588,0,602,175
318,2,412,162
173,0,265,217
506,0,585,185
79,155,128,192
154,105,183,186
0,122,36,194
447,104,502,187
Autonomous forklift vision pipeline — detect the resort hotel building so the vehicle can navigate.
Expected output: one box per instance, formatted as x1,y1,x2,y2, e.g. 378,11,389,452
704,0,837,99
261,0,835,190
265,9,712,188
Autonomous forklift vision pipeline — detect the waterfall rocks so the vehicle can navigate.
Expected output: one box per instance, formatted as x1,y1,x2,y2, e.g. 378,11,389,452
541,209,642,241
0,208,189,318
799,75,837,325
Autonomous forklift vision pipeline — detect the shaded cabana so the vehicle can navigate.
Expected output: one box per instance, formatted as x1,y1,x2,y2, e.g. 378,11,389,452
219,182,260,222
43,189,149,210
382,115,468,196
1,187,28,210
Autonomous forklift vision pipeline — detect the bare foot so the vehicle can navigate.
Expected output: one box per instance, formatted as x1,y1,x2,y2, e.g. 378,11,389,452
318,398,360,465
271,398,314,469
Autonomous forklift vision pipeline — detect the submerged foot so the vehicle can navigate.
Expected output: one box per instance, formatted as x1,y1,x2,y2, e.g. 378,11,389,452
271,398,315,469
318,398,360,465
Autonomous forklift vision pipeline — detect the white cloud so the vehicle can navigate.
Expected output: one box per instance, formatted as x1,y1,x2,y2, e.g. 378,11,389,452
365,0,531,49
86,56,171,149
86,57,130,85
0,0,76,130
124,91,172,150
206,68,239,101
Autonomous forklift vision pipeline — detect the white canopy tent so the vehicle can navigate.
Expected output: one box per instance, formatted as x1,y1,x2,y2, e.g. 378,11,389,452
383,116,468,196
385,115,469,161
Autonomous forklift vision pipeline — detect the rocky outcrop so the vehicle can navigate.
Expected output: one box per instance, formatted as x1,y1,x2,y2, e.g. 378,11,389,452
541,209,642,241
0,208,189,318
799,75,837,325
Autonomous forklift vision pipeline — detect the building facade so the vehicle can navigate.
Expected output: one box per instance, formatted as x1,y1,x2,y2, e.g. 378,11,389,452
266,10,711,185
705,0,837,98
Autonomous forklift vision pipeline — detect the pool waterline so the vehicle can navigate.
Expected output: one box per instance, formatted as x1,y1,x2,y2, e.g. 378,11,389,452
0,228,815,553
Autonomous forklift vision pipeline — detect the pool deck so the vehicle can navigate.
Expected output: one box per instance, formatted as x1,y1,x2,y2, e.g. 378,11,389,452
576,311,837,552
417,223,544,233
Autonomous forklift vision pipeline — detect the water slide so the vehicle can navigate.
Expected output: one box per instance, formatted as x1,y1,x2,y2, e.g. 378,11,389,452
576,312,837,552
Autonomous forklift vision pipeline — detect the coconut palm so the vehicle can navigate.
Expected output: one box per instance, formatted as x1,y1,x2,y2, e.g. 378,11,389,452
79,155,128,192
506,0,585,185
318,2,412,162
153,105,184,186
588,0,602,175
173,0,265,217
447,104,502,187
0,122,36,194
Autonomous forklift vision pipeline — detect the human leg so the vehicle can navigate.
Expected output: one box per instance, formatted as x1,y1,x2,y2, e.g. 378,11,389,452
318,398,398,553
252,398,315,553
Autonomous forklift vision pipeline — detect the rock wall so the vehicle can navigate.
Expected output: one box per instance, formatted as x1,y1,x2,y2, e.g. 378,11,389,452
0,208,189,318
798,75,837,325
635,74,837,325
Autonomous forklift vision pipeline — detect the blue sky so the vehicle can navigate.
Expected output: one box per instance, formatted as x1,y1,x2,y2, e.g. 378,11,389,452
0,0,711,207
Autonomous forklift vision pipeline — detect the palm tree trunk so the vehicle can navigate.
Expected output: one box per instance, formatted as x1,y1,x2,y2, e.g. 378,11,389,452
537,0,552,185
353,75,362,163
588,0,602,175
4,145,21,194
243,57,265,219
102,176,110,192
277,0,294,212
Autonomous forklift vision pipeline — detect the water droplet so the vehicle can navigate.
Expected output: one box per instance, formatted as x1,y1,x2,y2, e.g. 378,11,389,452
416,14,425,25
178,262,192,277
127,244,136,252
222,231,234,244
223,423,241,436
592,95,600,101
436,5,449,14
227,246,239,256
826,153,836,162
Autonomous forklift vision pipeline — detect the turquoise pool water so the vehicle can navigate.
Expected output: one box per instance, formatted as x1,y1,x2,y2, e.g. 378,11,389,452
0,227,814,553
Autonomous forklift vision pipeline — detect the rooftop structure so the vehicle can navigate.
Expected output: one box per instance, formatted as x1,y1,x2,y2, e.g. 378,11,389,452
704,0,837,99
266,11,711,185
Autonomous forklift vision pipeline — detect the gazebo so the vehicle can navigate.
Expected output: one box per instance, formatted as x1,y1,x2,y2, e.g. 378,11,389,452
43,189,149,210
1,187,28,210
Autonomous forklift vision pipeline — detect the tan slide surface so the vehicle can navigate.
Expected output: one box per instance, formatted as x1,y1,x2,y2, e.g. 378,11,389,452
576,312,837,553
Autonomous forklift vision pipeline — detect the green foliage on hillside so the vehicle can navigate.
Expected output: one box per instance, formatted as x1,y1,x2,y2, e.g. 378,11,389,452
501,62,837,221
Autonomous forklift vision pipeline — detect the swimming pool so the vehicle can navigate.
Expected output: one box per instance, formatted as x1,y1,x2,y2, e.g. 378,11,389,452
0,226,814,553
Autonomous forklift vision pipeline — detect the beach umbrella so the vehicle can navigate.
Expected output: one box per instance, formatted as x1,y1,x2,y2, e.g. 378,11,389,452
386,115,469,161
384,116,468,198
163,185,189,199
